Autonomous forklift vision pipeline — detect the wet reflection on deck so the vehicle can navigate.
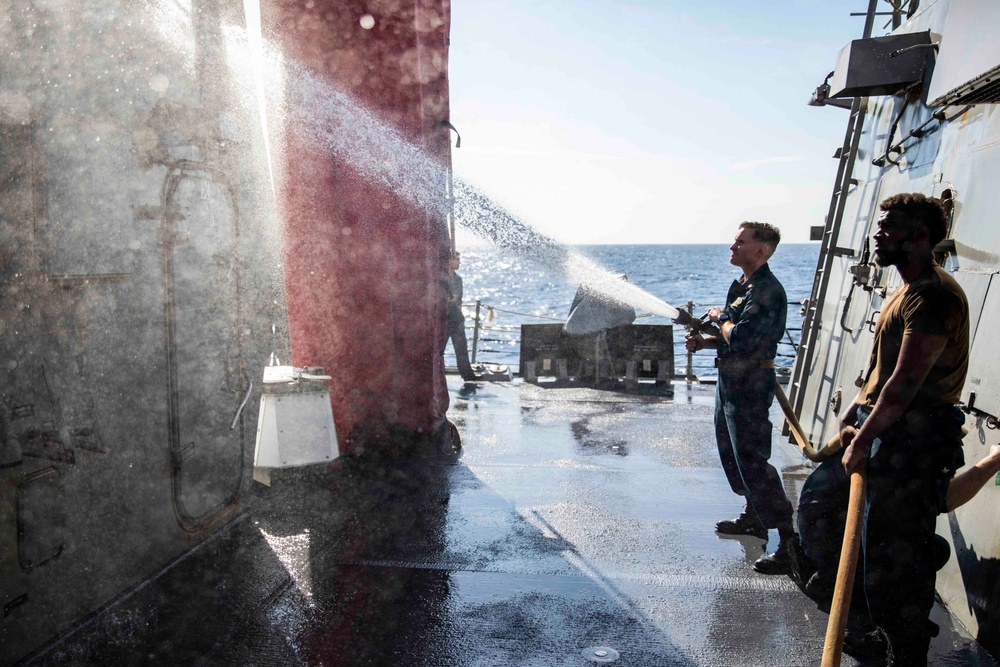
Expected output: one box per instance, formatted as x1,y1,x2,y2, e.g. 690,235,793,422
34,378,996,666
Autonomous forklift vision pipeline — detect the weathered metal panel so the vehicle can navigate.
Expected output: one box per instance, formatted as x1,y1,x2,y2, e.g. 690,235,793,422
0,1,288,663
928,0,1000,105
962,274,1000,418
260,0,453,455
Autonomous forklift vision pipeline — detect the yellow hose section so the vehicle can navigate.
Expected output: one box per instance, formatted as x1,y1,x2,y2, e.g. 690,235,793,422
774,382,842,462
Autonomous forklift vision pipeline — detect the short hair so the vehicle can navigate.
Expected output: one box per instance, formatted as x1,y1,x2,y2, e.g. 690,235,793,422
879,193,948,247
739,221,781,250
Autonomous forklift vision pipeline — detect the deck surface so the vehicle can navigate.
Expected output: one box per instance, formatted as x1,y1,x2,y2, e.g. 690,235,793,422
28,377,998,666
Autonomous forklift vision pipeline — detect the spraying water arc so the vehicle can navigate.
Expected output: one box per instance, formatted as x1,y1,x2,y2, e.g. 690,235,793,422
246,45,683,323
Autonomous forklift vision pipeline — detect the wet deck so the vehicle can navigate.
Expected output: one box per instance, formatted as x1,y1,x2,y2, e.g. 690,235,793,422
27,377,998,666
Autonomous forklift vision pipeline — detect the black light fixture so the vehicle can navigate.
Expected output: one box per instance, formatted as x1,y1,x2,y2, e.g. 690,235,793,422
808,71,853,110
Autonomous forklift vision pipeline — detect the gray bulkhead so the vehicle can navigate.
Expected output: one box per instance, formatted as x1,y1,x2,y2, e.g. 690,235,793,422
0,2,285,663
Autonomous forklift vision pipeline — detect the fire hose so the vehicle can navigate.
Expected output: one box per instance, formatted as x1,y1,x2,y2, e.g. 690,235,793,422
822,468,866,667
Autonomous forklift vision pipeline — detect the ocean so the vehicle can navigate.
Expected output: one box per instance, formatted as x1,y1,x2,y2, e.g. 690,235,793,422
448,243,821,378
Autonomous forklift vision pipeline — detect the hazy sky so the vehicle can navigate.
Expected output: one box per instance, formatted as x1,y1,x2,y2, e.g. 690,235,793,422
448,1,877,245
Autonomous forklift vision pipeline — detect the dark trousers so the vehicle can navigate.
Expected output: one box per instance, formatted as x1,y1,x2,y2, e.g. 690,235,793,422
714,367,793,529
797,451,867,622
799,405,964,664
864,406,963,662
798,451,850,576
446,317,475,380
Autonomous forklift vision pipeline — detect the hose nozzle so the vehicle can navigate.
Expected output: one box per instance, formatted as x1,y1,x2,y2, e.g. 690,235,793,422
673,308,720,337
672,309,694,326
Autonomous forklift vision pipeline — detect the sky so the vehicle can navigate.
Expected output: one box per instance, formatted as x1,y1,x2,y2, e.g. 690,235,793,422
448,1,881,245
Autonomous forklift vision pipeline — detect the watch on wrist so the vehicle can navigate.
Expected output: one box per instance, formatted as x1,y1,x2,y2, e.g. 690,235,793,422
717,312,730,323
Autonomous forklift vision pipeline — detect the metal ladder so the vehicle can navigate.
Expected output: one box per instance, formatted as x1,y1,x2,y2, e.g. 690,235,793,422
788,0,885,421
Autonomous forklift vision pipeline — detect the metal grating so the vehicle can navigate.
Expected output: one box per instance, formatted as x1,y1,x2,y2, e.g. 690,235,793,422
931,63,1000,106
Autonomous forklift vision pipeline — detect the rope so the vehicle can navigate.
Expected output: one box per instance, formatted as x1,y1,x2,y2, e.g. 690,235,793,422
463,305,566,322
464,300,804,317
469,325,521,332
681,300,805,308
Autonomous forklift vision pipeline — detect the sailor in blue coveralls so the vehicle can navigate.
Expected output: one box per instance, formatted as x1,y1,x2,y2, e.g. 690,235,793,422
685,221,800,575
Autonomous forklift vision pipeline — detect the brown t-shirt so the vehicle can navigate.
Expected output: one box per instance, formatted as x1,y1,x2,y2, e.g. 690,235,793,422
857,265,969,410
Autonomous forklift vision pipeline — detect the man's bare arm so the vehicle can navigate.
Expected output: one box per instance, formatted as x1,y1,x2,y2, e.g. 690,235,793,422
946,444,1000,511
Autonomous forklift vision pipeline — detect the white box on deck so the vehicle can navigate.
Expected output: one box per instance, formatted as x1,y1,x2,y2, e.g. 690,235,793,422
253,367,339,468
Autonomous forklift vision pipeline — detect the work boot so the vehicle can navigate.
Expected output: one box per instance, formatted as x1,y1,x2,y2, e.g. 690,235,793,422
804,571,835,611
753,543,790,574
883,628,932,667
753,534,805,576
843,627,889,662
715,510,767,539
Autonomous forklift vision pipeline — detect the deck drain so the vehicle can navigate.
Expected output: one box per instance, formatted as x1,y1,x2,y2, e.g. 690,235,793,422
582,646,620,663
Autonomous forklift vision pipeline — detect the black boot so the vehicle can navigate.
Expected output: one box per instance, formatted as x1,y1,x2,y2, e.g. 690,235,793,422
754,531,807,577
804,571,835,611
715,509,767,539
754,539,792,575
843,626,889,662
883,626,932,667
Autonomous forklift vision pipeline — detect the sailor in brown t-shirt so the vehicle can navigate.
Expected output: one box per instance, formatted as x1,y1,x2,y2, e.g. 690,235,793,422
854,262,968,419
801,193,969,665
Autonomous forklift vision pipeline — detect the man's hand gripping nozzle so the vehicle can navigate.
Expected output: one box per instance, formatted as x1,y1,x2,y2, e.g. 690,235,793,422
673,308,721,338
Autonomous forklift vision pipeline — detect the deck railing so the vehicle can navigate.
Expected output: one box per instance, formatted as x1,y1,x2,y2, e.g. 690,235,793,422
457,299,804,380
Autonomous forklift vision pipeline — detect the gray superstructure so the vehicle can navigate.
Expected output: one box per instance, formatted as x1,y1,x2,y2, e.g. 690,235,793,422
791,0,1000,656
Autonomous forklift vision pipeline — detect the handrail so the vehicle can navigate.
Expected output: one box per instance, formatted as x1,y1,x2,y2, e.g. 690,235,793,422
461,301,806,323
459,298,803,380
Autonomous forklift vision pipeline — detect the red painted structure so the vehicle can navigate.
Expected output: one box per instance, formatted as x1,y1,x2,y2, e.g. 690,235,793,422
262,0,453,455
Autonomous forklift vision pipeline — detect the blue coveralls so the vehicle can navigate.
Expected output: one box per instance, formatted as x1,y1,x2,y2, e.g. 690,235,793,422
714,262,794,529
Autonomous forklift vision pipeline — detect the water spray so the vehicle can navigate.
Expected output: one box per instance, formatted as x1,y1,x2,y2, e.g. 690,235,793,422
239,42,685,323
